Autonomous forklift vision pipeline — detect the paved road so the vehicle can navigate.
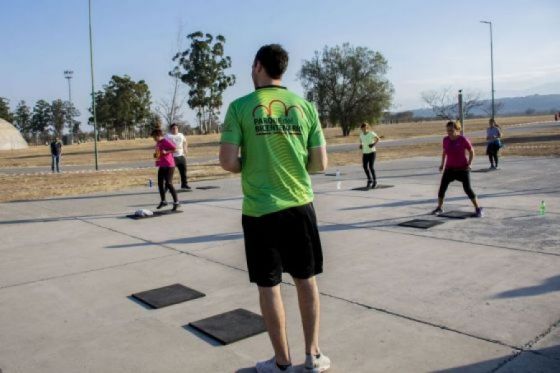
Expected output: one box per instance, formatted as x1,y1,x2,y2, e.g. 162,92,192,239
1,121,557,176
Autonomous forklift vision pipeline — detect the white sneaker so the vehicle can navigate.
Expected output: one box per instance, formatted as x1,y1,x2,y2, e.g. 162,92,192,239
255,357,295,373
304,353,331,372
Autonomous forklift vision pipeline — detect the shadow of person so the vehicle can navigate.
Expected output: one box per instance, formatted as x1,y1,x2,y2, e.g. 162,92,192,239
492,274,560,299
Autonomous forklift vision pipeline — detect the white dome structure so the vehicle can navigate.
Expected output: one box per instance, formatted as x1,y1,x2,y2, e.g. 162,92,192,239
0,118,28,150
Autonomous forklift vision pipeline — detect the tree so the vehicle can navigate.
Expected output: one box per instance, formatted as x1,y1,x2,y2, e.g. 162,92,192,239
172,31,236,133
0,97,14,122
421,88,483,120
299,43,394,136
13,101,32,135
64,101,81,135
51,99,66,136
90,75,152,139
31,100,52,135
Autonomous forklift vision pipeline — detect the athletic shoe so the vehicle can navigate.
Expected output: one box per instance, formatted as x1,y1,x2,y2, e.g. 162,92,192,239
255,357,294,373
181,184,192,190
431,207,443,215
156,201,168,209
371,180,377,189
304,353,331,372
172,202,180,211
475,207,484,218
366,180,372,189
489,165,495,170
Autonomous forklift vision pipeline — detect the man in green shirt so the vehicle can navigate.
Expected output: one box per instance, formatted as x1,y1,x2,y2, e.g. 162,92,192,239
359,122,380,189
220,44,330,373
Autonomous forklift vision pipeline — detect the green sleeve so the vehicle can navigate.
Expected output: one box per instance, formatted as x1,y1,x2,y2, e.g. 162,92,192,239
221,103,242,146
307,104,325,148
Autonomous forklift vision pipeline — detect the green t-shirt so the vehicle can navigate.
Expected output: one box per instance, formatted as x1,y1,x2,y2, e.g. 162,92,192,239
360,131,378,154
221,86,325,217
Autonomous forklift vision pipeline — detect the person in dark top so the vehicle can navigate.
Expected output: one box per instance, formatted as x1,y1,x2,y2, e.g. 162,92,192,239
50,137,62,173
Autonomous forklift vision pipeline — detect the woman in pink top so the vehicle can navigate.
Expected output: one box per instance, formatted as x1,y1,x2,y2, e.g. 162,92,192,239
152,128,180,211
431,121,483,217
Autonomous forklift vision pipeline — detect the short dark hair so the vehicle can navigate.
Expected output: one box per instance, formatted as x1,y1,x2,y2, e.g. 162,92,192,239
254,44,289,79
170,123,178,129
151,128,163,137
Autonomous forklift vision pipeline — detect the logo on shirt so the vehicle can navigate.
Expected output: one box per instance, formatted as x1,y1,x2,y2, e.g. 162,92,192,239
252,100,304,136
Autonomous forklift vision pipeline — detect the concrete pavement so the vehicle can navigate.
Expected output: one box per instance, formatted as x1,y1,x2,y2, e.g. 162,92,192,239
0,155,559,372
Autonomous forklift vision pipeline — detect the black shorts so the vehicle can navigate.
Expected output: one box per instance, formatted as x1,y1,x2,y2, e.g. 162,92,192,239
241,203,323,287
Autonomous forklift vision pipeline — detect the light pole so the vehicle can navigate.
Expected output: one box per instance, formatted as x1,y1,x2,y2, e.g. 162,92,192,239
88,0,99,170
64,70,74,143
480,20,495,119
64,70,73,103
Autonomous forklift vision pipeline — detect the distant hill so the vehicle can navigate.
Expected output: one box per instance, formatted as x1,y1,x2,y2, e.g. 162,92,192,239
411,94,560,118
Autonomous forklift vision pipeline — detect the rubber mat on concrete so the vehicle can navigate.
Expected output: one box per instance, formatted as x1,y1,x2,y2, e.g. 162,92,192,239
131,283,205,309
439,210,476,219
351,184,394,191
188,308,266,345
398,219,445,229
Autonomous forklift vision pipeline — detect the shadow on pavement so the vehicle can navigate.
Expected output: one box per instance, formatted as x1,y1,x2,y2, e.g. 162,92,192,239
434,345,560,372
105,232,243,249
492,275,560,299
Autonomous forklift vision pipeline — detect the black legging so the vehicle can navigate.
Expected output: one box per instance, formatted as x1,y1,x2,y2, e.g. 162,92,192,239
362,152,376,181
487,142,500,167
158,167,178,203
438,168,476,200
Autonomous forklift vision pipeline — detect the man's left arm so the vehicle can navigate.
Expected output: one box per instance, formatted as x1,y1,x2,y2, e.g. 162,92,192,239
219,143,242,173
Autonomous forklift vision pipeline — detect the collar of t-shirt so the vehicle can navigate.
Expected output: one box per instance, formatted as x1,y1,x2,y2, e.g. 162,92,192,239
255,85,287,90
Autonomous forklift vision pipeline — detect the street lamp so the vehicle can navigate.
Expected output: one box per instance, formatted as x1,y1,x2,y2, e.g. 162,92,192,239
88,0,99,170
64,70,73,102
480,20,495,119
64,70,74,143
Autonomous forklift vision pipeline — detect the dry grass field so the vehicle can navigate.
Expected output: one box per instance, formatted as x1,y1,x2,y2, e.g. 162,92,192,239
0,115,557,202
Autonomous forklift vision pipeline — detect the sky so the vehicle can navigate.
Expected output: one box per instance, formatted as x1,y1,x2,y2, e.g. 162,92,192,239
1,0,559,130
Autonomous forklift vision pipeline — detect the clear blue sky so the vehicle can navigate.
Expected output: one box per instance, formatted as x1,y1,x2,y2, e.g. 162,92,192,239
1,0,559,129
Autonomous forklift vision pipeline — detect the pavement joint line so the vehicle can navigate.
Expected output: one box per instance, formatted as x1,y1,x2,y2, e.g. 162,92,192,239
0,252,181,291
522,317,560,352
76,217,249,275
318,217,560,258
317,291,522,351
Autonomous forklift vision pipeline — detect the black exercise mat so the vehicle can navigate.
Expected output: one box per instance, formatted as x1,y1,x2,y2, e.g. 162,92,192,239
351,184,394,191
439,210,476,219
126,210,183,220
398,219,445,229
188,308,266,345
196,186,220,190
131,283,205,309
325,172,344,176
472,168,492,173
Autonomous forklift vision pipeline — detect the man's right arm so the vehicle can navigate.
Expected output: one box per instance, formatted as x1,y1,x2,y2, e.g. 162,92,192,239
307,146,328,173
